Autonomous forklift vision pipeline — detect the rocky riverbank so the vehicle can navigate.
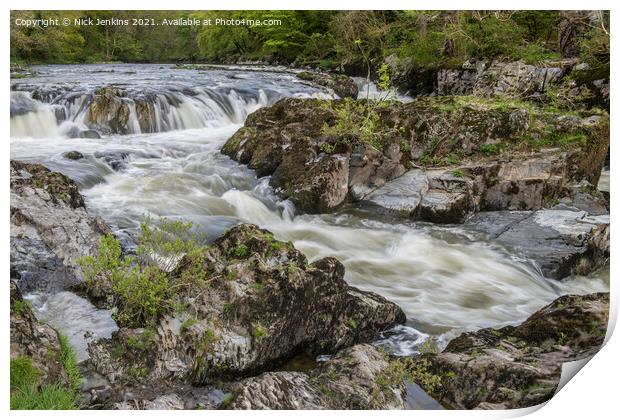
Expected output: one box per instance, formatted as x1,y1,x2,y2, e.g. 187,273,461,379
222,96,608,216
9,58,610,410
411,292,609,409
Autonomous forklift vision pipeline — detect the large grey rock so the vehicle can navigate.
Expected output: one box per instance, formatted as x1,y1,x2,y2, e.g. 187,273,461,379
468,209,609,279
229,344,406,409
437,60,565,97
222,97,608,216
364,151,596,224
10,160,110,293
87,224,406,394
413,292,609,409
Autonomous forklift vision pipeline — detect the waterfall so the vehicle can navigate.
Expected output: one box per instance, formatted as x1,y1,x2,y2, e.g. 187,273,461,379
10,86,272,138
10,92,59,138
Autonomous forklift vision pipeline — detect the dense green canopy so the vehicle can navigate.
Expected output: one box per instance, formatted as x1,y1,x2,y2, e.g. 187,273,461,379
10,10,609,69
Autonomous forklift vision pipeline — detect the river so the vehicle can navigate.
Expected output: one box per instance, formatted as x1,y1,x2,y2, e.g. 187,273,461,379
10,64,609,360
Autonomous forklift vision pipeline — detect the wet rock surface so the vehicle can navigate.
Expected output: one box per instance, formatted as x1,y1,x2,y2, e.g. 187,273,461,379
222,96,609,217
85,224,405,403
10,160,110,293
436,59,609,111
296,71,359,99
412,292,609,409
10,281,73,390
229,344,406,409
468,209,610,280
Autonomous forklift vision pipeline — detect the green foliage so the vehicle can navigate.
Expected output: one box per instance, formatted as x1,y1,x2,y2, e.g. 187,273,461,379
479,143,501,156
321,98,386,151
11,11,593,71
376,357,442,397
222,302,233,315
180,317,198,332
233,244,249,258
10,356,78,410
125,328,157,351
418,338,439,354
451,169,464,178
252,323,267,341
12,299,30,317
220,393,236,408
58,334,82,393
249,282,264,293
197,329,218,354
78,217,208,328
345,318,358,330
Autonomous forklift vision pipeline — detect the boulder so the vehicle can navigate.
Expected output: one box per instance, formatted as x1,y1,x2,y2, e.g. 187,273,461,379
86,224,405,396
87,87,132,134
412,292,609,409
468,209,609,280
228,344,406,409
296,71,359,99
437,60,565,97
222,97,608,216
64,150,84,160
10,160,110,293
436,59,609,111
10,281,73,389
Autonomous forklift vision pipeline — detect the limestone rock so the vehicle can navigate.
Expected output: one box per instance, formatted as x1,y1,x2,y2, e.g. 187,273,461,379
10,161,110,293
86,224,405,393
229,344,406,409
413,292,608,409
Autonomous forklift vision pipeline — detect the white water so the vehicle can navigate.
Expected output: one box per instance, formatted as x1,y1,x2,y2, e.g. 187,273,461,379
25,291,118,362
11,64,609,356
353,77,414,102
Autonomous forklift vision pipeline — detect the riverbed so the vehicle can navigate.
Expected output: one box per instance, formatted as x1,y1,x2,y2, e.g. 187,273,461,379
10,64,609,359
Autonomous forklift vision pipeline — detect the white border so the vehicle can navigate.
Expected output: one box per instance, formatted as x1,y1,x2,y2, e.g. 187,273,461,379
3,2,617,419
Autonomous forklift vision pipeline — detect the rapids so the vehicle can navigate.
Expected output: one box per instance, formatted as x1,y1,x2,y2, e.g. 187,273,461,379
10,64,609,357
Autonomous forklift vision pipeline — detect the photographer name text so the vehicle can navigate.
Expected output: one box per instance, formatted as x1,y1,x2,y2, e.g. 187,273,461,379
13,17,282,28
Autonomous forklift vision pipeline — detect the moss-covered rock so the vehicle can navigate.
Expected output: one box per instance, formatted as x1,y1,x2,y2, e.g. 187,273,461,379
412,292,609,409
222,96,609,217
86,224,405,403
10,281,81,409
296,71,359,99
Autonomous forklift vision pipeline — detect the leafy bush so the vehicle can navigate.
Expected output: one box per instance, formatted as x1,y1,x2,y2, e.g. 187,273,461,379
78,217,208,327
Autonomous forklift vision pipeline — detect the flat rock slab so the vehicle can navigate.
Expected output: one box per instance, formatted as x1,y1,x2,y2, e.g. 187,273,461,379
468,209,609,279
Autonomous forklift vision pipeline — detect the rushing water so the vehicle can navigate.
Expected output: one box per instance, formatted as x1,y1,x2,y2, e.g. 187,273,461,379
11,64,609,358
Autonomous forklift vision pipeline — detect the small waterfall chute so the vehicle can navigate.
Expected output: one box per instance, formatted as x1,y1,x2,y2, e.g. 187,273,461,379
10,91,60,138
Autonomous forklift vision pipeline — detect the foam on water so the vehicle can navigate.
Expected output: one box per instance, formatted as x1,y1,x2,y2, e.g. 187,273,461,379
11,64,609,357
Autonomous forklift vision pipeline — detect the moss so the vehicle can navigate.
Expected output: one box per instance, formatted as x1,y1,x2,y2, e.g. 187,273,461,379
125,328,157,352
451,169,465,178
233,244,249,258
128,365,148,379
12,299,31,317
197,329,218,354
180,318,198,333
479,143,501,156
220,393,236,408
376,357,442,396
249,282,264,293
252,323,267,341
222,302,233,315
345,318,358,330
